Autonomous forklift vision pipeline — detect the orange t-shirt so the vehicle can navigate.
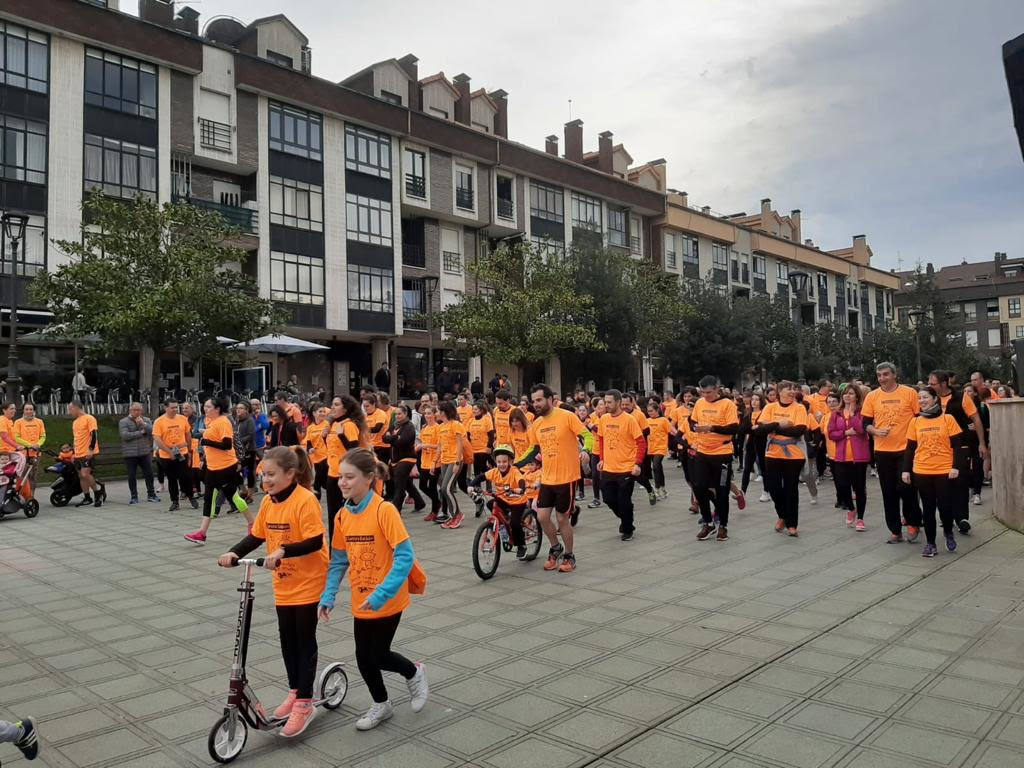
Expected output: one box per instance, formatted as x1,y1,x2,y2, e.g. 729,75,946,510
521,467,541,501
457,405,473,425
647,416,671,456
493,406,514,446
862,385,919,453
438,419,467,465
190,437,201,468
627,407,648,432
824,410,839,460
758,401,809,461
527,407,588,485
663,399,678,422
689,397,739,456
597,411,643,474
284,402,303,424
251,485,328,606
331,493,410,619
72,413,99,458
305,420,330,465
153,413,191,460
365,409,390,448
906,414,961,475
941,392,977,419
202,415,236,471
327,419,364,478
468,413,494,454
510,429,531,461
13,417,45,450
484,466,526,504
418,423,440,471
807,392,829,420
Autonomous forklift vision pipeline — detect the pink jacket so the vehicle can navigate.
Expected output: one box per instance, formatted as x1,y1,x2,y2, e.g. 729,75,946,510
827,410,870,463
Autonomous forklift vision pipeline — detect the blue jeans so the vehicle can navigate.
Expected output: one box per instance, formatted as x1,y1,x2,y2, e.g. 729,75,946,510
124,455,155,499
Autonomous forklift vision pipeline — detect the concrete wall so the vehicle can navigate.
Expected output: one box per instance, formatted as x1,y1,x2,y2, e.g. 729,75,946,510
47,36,85,265
990,399,1024,532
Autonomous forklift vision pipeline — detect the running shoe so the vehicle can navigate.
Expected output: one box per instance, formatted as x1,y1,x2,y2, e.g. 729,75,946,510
846,510,856,527
168,502,180,512
75,495,93,507
558,553,577,572
647,491,657,505
356,700,393,730
870,468,878,478
957,519,972,535
587,499,602,509
734,491,746,510
188,495,199,509
809,497,818,505
775,519,785,532
544,545,563,571
434,514,450,525
887,533,904,543
905,526,920,543
441,513,463,529
621,531,634,542
183,530,207,544
515,545,527,560
855,519,866,532
945,533,957,552
716,526,728,542
407,663,429,712
274,690,298,719
759,491,770,503
921,543,937,557
14,717,38,760
697,524,716,541
971,494,982,506
147,494,160,503
787,527,799,537
423,511,437,522
93,495,103,508
754,474,762,483
129,497,139,505
281,700,317,737
657,488,668,500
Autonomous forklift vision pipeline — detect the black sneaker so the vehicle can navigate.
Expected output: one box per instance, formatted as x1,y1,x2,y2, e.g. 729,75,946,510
697,524,716,541
621,531,634,541
15,716,38,760
570,505,580,527
147,494,160,503
188,495,199,509
648,491,657,506
93,496,103,508
75,495,93,507
716,526,729,542
515,545,527,560
168,502,180,512
957,519,971,535
587,499,602,509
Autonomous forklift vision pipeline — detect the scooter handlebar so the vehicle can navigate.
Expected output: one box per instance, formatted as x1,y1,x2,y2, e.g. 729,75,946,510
234,558,265,567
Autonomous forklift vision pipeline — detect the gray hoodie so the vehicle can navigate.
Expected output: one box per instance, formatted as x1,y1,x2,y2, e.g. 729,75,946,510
119,414,154,457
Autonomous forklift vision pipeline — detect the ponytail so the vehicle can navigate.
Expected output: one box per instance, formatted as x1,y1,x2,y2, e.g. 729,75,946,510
263,445,314,489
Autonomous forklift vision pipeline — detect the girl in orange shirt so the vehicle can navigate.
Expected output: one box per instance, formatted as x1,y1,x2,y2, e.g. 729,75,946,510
416,406,441,521
467,401,496,477
435,401,466,528
645,400,673,500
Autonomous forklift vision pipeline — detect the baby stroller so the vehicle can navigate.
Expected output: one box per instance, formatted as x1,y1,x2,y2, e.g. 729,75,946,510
0,452,40,520
45,451,83,507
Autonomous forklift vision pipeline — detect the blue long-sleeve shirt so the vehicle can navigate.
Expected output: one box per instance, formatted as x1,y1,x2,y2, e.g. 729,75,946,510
319,492,415,612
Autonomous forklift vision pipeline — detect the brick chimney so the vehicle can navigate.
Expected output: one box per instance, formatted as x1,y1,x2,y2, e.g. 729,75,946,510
453,73,471,126
398,54,420,111
489,89,508,138
139,0,174,25
851,234,869,266
174,6,200,35
564,119,583,163
545,135,558,155
679,191,688,207
760,197,772,216
790,209,801,243
597,131,614,174
701,206,711,215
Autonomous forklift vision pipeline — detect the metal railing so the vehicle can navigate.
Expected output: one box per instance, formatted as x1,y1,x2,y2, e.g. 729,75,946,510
455,187,474,210
177,195,258,234
403,308,427,330
497,197,514,219
443,251,462,274
630,236,641,254
199,118,232,152
405,174,426,199
402,243,425,268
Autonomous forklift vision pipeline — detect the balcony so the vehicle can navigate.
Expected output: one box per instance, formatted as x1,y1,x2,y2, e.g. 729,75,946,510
456,187,475,211
405,174,425,199
630,236,641,255
199,118,232,152
402,243,425,268
403,307,427,330
443,251,462,274
176,195,258,234
497,197,514,219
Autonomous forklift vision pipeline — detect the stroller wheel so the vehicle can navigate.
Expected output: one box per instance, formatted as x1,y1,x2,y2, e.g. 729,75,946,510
49,491,69,507
24,499,40,518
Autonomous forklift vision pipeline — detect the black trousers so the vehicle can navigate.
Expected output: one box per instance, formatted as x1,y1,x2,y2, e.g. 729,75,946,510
353,612,416,703
950,447,970,523
244,451,259,490
602,473,635,535
373,447,394,499
815,442,828,477
276,602,319,699
875,450,921,535
391,461,425,511
968,445,983,495
159,456,191,503
740,436,765,493
635,456,654,494
418,468,439,514
765,457,804,529
833,461,868,518
692,453,732,527
494,498,527,546
124,455,155,499
915,472,953,545
651,455,666,489
313,461,328,499
325,477,344,544
473,452,492,475
203,466,244,518
589,453,601,501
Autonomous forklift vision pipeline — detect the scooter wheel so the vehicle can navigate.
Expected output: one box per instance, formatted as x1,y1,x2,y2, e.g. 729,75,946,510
319,663,348,710
208,713,247,763
24,499,39,518
49,492,68,508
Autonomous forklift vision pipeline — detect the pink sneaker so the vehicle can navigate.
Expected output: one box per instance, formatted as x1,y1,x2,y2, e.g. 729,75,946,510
183,530,206,544
733,491,746,510
274,689,298,719
846,510,856,527
855,519,866,532
280,699,316,738
441,513,464,530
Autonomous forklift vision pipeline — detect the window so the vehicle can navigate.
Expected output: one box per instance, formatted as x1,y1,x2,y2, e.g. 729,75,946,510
496,176,514,219
455,165,474,210
817,273,828,296
402,278,426,329
1017,325,1024,338
1,214,45,276
443,251,462,274
571,192,602,231
83,134,156,200
265,50,293,68
345,193,393,246
530,235,565,259
712,243,728,270
965,330,978,347
608,208,627,246
819,306,832,322
987,300,999,320
270,176,323,231
84,48,157,118
987,328,1001,348
270,251,324,305
963,302,977,321
428,107,448,120
664,233,676,269
776,260,788,283
529,181,563,223
347,264,393,314
345,125,391,178
835,275,846,299
683,237,700,266
731,251,739,281
1,23,48,94
380,90,403,105
0,115,46,184
269,102,322,161
630,216,642,255
1009,298,1021,318
471,121,490,133
403,148,426,198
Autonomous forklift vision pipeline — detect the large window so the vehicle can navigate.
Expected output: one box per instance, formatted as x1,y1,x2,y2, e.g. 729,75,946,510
1,214,45,276
85,48,157,118
345,125,391,178
0,115,46,184
776,260,789,283
987,300,1000,320
1009,298,1021,318
530,181,563,223
455,165,474,210
345,193,393,246
664,232,677,269
270,176,323,231
1,23,48,94
682,236,699,265
753,254,765,277
965,330,978,347
608,208,627,247
270,251,324,305
987,328,1001,348
269,102,322,161
531,234,565,259
402,278,426,329
712,242,728,270
963,302,977,321
83,134,156,200
348,264,393,313
403,147,426,198
571,192,602,231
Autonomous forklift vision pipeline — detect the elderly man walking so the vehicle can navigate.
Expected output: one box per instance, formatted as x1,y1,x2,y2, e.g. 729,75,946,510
119,402,160,505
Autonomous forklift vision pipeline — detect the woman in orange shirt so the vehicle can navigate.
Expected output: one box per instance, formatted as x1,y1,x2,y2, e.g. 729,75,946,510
739,392,765,497
325,396,369,542
508,408,532,464
435,401,467,529
304,405,331,501
416,406,441,521
753,381,809,536
902,387,965,557
467,401,496,477
645,400,673,500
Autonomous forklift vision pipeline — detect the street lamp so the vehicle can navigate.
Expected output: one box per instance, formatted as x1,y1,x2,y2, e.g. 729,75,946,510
2,211,29,407
788,270,810,382
908,309,925,384
423,276,439,391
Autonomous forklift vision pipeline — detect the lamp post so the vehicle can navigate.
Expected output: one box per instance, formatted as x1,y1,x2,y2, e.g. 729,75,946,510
423,276,439,392
2,212,29,407
908,309,925,384
788,270,810,382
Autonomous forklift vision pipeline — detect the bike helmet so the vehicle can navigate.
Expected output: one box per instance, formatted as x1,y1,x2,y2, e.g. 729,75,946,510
492,444,515,460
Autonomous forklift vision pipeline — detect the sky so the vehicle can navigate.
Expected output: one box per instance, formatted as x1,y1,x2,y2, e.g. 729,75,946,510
126,0,1024,271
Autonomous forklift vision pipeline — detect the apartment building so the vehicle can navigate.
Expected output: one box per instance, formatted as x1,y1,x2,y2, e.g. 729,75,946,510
895,253,1024,358
652,194,901,337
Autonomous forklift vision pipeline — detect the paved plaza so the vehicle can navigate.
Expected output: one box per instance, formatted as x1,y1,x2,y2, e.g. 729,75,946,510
2,469,1024,768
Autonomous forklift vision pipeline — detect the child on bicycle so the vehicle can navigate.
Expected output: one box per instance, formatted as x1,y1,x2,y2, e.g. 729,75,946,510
217,445,328,739
318,449,428,732
469,445,530,559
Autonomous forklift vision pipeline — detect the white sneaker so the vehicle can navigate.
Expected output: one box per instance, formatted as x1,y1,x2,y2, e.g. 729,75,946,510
754,475,762,483
759,491,770,503
870,468,878,478
971,494,982,506
356,700,393,730
407,663,429,713
809,497,818,505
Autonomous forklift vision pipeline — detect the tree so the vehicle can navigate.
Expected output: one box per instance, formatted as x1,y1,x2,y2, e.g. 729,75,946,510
435,242,603,386
31,193,285,415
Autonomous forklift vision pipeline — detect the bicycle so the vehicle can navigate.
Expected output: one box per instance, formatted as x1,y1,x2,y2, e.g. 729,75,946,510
469,488,543,579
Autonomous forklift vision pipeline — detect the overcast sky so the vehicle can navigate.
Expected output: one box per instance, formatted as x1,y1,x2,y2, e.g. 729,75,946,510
128,0,1024,271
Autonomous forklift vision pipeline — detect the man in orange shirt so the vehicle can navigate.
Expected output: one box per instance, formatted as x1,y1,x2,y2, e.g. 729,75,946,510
930,370,986,533
493,390,515,446
153,399,198,511
689,376,739,541
597,390,644,541
70,400,106,508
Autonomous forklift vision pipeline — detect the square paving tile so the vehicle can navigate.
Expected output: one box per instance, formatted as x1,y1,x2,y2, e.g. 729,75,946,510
594,688,684,723
868,722,975,766
662,704,763,747
545,710,639,751
818,680,908,714
708,684,797,719
485,691,570,728
425,715,516,757
351,741,454,768
896,694,996,736
613,730,719,768
56,728,152,766
740,724,849,768
481,736,588,768
785,701,878,740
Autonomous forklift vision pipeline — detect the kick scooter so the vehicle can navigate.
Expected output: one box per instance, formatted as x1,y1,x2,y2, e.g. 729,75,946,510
207,557,348,763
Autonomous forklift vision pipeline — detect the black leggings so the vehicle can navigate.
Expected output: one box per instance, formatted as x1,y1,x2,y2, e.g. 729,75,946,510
494,498,527,546
202,466,245,518
473,452,492,475
833,461,868,518
589,453,601,501
326,476,344,544
875,450,921,535
277,603,319,699
244,451,258,490
313,461,328,499
764,458,804,529
419,468,439,514
391,461,425,511
740,436,765,494
635,456,653,493
353,612,416,703
915,472,953,545
651,454,666,489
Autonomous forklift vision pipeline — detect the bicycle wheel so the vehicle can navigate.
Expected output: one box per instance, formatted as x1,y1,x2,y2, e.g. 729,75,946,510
521,510,543,562
472,519,501,579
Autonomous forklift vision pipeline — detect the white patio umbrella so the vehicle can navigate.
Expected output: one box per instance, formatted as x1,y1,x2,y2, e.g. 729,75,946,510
232,334,329,355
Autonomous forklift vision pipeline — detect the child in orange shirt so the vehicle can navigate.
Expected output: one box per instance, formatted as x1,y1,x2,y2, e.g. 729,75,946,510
217,446,328,739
